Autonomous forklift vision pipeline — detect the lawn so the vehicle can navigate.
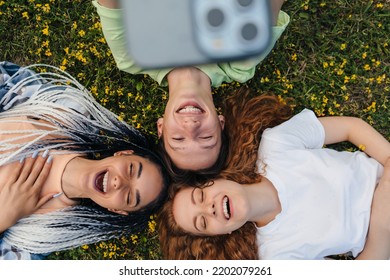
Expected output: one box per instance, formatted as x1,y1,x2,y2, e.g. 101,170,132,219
0,0,388,259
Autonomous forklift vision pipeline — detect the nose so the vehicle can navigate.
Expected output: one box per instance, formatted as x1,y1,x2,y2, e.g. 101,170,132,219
201,201,216,216
182,118,201,130
112,175,127,190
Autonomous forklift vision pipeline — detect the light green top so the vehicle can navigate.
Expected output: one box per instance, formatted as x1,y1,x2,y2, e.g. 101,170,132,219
93,1,290,87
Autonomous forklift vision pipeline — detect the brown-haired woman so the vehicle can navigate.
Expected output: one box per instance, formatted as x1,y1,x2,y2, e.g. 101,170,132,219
157,88,390,260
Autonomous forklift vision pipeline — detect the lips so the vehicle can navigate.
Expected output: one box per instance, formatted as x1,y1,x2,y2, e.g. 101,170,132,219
222,196,231,220
95,171,108,193
176,102,205,114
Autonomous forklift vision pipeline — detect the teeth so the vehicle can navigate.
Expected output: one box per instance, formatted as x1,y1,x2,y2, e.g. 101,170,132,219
223,196,230,219
102,172,108,193
178,106,202,113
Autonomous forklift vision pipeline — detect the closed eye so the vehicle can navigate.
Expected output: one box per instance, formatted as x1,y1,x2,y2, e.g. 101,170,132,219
201,216,206,229
199,136,212,140
129,163,133,177
172,137,184,141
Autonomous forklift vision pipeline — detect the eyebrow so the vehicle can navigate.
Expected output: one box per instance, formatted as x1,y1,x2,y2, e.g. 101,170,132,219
191,188,200,232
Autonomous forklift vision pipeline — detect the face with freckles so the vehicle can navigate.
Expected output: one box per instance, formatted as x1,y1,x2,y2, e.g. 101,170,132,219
172,179,251,236
81,150,164,215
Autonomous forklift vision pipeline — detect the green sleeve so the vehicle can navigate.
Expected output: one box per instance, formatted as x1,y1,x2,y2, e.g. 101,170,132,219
197,11,290,87
92,1,171,85
93,1,289,88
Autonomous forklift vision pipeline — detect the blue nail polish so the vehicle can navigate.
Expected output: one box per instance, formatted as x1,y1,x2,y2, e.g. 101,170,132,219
32,150,39,158
52,192,63,198
42,149,49,158
46,155,53,164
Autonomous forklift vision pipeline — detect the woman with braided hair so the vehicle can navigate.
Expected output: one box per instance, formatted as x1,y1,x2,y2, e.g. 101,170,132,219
0,62,170,259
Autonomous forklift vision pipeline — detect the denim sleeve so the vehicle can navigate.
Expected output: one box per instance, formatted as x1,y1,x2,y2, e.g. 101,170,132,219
0,238,47,260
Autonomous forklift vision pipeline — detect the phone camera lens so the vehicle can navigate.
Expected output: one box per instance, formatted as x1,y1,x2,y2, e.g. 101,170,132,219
237,0,254,7
207,8,225,28
241,23,258,41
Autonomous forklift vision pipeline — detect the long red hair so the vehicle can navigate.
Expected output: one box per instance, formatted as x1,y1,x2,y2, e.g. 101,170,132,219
157,88,293,259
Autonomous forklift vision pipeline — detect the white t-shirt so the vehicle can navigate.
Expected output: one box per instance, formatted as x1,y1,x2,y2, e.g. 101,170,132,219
256,109,384,259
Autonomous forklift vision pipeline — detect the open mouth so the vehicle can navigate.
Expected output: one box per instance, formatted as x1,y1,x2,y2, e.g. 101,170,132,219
95,171,108,193
176,103,205,114
223,196,231,220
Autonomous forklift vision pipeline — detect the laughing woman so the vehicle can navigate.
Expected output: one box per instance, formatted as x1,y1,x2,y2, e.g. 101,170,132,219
157,88,390,260
0,62,169,259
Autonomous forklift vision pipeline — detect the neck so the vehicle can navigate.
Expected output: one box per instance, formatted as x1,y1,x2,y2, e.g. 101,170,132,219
61,156,87,199
167,67,212,98
244,178,281,227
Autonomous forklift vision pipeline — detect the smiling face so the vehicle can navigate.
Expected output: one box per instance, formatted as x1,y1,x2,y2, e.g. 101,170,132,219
157,93,225,170
172,179,250,236
82,151,164,215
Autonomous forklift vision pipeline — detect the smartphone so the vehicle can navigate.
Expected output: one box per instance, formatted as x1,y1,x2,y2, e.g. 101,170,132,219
119,0,272,69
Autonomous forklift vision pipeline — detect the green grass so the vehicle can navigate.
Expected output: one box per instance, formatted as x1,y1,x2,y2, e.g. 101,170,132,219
0,0,388,259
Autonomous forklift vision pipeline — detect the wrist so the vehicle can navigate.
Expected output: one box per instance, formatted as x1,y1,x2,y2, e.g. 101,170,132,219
97,0,119,9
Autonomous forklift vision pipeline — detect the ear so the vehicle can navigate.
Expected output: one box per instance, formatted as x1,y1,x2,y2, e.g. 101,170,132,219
108,208,129,216
113,150,134,157
218,115,225,130
156,118,164,138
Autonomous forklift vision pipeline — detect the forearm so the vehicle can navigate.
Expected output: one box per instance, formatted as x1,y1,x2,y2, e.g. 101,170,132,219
270,0,285,25
97,0,119,9
92,0,142,74
320,116,390,165
347,119,390,166
357,157,390,259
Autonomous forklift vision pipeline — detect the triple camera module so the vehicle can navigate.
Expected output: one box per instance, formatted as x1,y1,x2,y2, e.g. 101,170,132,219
193,0,271,58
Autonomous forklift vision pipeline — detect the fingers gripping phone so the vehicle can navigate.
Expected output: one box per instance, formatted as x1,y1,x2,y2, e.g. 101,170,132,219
119,0,272,69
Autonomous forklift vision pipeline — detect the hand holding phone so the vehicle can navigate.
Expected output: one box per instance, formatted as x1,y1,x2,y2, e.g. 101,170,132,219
120,0,272,69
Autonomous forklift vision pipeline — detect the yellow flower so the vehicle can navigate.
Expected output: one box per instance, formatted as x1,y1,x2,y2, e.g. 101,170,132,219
336,69,344,75
260,77,270,83
376,74,386,84
291,53,297,61
340,43,347,50
22,11,29,19
42,3,50,13
78,30,86,37
44,49,52,57
358,144,366,151
364,64,371,71
362,52,367,59
42,25,49,36
42,40,49,48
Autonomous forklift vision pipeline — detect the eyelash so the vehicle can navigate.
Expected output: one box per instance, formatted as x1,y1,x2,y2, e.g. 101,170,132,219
201,216,206,229
129,163,133,177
